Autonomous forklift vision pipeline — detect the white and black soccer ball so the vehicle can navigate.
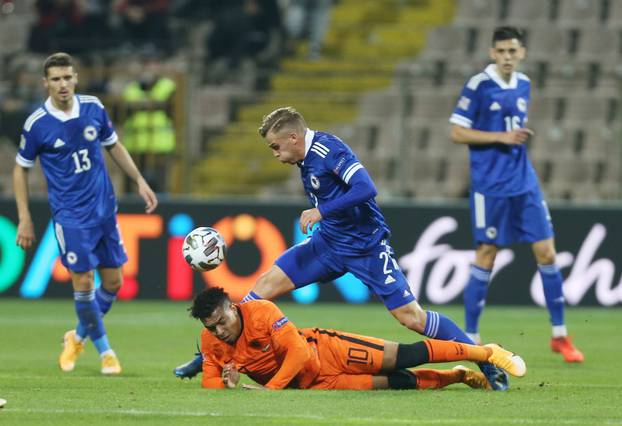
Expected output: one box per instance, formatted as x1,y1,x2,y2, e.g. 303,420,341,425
182,227,227,271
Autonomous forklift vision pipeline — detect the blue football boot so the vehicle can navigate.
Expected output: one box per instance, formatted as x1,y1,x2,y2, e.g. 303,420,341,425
174,347,203,379
477,361,509,391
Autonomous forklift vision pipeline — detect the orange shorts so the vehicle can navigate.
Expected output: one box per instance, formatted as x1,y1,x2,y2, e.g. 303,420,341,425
299,328,385,390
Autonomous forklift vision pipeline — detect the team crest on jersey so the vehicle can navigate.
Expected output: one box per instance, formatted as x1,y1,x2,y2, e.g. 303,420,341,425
19,134,26,150
310,174,320,190
83,125,97,141
517,98,527,112
66,251,78,265
485,227,497,239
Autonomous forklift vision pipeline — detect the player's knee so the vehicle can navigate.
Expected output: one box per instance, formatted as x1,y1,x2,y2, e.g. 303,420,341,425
535,250,556,265
104,276,123,292
394,310,426,334
475,244,497,268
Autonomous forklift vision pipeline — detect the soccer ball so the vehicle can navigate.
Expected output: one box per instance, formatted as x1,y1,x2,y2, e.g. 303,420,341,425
182,227,227,271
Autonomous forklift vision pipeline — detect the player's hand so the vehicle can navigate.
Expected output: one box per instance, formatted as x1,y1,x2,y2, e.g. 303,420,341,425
242,383,268,391
137,177,158,213
500,128,534,145
16,219,35,250
299,208,322,234
222,363,240,389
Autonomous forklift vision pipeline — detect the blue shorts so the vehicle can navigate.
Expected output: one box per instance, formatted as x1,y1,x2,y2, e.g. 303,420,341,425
469,187,554,247
275,232,416,310
53,215,128,273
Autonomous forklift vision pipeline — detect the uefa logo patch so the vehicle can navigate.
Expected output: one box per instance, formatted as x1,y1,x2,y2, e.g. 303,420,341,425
517,97,527,112
83,125,97,141
310,174,320,190
66,251,78,265
485,227,498,239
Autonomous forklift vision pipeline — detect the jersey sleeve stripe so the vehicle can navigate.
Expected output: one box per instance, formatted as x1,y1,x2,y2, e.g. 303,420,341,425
101,132,119,146
16,153,35,168
78,95,104,108
24,109,46,132
343,163,363,184
313,142,330,154
310,147,327,158
449,113,472,128
341,162,359,178
466,73,490,90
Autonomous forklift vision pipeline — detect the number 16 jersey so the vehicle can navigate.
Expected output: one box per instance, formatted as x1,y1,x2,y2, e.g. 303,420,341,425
449,64,538,196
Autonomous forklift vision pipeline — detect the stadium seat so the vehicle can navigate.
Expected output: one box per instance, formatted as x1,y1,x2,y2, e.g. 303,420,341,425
453,0,501,26
418,26,474,61
576,28,622,66
523,27,572,62
505,0,552,27
557,0,601,28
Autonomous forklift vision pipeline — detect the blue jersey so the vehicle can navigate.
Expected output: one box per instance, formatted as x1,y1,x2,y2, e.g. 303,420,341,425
16,95,118,227
299,130,389,255
450,64,539,196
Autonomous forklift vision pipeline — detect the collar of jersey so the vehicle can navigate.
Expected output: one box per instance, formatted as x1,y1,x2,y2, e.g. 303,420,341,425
484,64,517,90
45,96,80,121
302,128,315,164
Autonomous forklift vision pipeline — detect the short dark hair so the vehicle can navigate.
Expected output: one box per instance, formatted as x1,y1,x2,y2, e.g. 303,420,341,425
43,52,75,77
189,287,230,319
258,106,306,138
492,26,524,46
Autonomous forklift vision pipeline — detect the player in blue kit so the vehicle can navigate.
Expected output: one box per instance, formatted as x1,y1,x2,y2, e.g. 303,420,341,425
449,27,583,362
13,52,158,374
175,106,510,390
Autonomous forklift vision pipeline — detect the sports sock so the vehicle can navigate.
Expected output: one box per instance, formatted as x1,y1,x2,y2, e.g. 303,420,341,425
395,340,491,368
241,291,262,303
538,264,565,327
463,265,491,334
76,286,118,341
387,369,418,389
424,311,476,344
423,339,491,363
411,369,463,389
74,290,109,353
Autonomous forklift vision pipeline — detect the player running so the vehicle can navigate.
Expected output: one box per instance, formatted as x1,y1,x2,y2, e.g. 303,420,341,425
449,26,583,362
176,106,509,390
189,287,526,390
13,52,158,374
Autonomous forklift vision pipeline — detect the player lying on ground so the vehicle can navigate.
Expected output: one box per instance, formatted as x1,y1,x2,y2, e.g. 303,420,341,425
187,288,526,390
177,106,509,389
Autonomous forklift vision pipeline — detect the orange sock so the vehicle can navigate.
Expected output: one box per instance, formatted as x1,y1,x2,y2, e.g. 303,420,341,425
423,339,492,363
412,369,462,389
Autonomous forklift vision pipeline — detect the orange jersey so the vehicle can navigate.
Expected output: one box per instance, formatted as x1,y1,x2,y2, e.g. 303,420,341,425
201,300,387,390
201,300,320,389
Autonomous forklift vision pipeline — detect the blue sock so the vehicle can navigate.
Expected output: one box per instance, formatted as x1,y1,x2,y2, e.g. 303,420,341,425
74,290,109,354
539,264,565,326
241,291,262,304
424,310,475,345
76,287,118,340
463,265,492,333
93,335,112,354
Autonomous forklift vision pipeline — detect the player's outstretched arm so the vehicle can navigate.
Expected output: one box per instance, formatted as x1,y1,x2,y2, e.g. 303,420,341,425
451,124,533,146
12,164,35,250
105,142,158,213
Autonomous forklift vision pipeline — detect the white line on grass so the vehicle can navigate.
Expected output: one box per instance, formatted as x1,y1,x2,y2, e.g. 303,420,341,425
4,408,622,424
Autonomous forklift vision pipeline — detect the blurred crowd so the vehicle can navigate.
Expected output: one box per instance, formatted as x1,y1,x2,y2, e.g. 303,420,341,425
0,0,334,192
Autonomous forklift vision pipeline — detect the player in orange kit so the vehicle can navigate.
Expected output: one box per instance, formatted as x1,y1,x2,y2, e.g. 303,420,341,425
190,288,526,390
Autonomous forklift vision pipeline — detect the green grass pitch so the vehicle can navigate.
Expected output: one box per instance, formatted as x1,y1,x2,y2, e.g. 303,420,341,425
1,299,621,425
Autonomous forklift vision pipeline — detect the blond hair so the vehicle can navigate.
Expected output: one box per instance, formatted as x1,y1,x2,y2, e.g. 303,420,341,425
258,107,306,137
